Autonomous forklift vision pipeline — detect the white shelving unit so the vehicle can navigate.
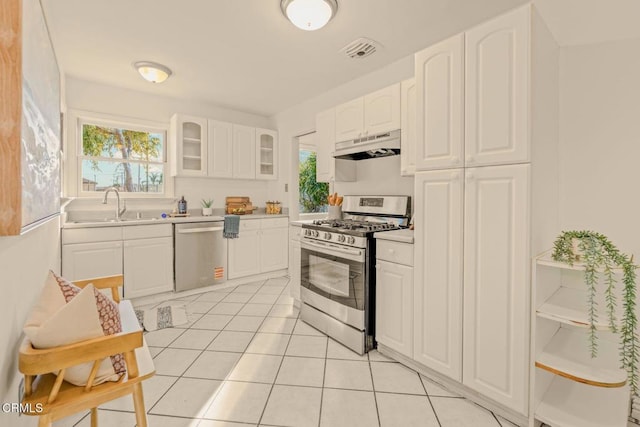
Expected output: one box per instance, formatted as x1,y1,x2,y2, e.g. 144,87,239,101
530,250,630,427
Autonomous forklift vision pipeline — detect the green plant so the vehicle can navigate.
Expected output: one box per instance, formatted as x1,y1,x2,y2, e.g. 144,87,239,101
201,199,213,208
552,230,638,393
299,152,329,213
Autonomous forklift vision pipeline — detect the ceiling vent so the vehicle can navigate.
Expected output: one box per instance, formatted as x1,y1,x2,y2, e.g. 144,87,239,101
341,37,381,59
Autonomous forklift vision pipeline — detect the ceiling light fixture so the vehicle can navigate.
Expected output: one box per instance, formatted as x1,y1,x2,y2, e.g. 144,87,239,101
133,61,172,83
281,0,338,31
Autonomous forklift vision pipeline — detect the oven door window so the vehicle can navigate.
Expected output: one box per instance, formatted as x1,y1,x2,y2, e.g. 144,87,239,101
301,244,366,310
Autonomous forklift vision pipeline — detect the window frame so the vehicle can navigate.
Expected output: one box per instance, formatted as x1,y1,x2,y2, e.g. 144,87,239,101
298,141,329,216
67,111,172,198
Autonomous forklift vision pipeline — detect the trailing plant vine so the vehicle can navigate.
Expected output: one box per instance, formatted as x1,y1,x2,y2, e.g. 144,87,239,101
552,230,638,393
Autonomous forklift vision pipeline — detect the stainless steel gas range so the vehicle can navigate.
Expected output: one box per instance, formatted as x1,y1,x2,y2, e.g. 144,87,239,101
300,195,411,355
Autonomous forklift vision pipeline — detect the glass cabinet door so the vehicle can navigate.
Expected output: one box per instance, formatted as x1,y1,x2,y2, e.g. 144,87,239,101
256,128,277,180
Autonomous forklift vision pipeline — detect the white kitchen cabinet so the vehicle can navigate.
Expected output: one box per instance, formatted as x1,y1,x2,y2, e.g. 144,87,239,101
335,98,364,142
376,257,413,359
256,128,278,180
208,119,233,178
62,240,123,282
413,169,464,381
463,163,530,414
228,218,289,279
288,225,302,302
232,124,256,179
314,109,356,183
62,224,174,299
415,33,464,171
405,6,559,420
364,83,401,136
465,6,529,167
228,229,261,279
260,225,288,272
400,78,416,176
334,83,400,142
170,114,208,177
123,236,173,299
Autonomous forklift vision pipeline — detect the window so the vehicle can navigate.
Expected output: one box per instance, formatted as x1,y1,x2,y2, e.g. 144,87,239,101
79,121,166,194
299,143,328,213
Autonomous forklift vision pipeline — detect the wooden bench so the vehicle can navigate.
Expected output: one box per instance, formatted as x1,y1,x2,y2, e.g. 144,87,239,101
18,275,155,427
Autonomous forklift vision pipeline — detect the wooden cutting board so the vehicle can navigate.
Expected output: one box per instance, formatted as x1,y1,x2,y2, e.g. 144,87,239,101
226,202,254,215
225,196,251,204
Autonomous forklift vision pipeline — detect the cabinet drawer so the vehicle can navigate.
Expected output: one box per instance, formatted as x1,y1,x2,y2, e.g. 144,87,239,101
123,224,172,240
261,217,288,229
62,227,123,244
240,219,262,231
377,240,414,266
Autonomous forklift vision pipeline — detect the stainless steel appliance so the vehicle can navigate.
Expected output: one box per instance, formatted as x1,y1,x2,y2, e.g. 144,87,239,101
300,195,411,354
175,221,227,292
333,129,400,160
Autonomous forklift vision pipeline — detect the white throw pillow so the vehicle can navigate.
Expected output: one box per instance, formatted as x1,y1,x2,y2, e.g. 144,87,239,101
23,273,122,386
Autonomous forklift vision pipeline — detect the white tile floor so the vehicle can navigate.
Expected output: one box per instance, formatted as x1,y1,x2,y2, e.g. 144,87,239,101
53,276,519,427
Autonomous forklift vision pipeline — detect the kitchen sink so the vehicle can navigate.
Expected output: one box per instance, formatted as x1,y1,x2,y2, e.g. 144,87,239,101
66,217,161,224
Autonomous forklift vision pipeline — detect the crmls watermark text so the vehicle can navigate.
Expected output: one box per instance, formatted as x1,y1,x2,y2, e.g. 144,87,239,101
2,402,44,413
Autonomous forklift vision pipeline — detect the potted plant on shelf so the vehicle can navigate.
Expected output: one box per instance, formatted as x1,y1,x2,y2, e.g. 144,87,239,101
552,230,639,393
201,199,214,216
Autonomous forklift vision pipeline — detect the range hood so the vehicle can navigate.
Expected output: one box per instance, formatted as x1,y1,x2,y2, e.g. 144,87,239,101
333,129,400,160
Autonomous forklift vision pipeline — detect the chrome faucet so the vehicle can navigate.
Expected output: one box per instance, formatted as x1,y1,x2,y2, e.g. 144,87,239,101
102,187,127,220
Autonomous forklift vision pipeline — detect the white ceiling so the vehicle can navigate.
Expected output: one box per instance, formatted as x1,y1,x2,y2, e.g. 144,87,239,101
42,0,527,117
534,0,640,47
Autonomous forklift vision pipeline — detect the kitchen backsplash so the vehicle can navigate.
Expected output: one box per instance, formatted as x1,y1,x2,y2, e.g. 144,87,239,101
334,155,414,208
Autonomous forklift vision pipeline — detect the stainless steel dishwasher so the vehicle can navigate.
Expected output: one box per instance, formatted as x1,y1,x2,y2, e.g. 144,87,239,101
174,221,227,291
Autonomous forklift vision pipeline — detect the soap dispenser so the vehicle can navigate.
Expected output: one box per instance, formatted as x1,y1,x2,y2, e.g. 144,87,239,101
178,196,187,214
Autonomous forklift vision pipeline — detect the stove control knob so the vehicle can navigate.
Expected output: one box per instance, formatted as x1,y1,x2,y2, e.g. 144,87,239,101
312,230,320,238
337,235,346,242
304,229,310,236
347,236,356,244
324,232,332,240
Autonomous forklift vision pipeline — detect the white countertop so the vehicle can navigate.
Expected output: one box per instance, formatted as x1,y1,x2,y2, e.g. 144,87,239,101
373,229,414,244
62,213,288,229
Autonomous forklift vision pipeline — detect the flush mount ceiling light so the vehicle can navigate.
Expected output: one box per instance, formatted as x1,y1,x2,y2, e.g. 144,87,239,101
133,61,172,83
281,0,338,31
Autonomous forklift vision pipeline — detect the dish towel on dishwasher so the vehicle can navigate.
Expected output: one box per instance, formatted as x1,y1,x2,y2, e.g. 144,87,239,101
223,215,240,238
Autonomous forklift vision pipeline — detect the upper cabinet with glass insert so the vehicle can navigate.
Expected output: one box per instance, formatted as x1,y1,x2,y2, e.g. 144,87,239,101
169,114,208,177
256,128,278,180
170,114,278,180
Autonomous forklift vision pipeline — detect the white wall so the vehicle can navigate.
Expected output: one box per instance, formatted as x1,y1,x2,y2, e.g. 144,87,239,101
65,77,274,208
559,38,640,258
270,55,415,219
0,219,61,427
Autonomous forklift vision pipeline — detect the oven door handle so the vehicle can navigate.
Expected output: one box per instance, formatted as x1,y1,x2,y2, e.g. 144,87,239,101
301,239,365,262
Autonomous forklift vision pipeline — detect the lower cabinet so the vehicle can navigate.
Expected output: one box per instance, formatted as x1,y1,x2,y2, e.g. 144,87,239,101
228,229,261,279
228,217,288,279
288,225,302,301
375,239,414,358
260,226,289,272
123,237,173,299
62,240,123,281
61,224,174,299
